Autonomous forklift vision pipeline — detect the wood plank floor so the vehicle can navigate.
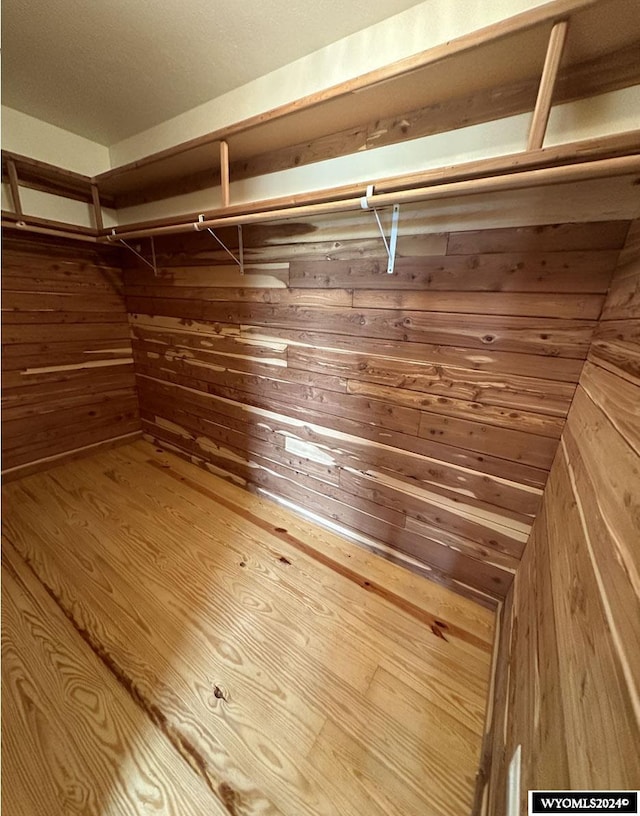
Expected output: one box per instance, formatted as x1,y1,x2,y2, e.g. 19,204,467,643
2,440,495,816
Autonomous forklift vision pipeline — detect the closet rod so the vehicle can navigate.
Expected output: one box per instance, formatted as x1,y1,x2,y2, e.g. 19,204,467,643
103,153,640,243
1,220,98,243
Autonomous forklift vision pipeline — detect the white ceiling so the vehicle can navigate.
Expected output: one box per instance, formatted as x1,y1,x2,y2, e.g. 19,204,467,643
2,0,426,146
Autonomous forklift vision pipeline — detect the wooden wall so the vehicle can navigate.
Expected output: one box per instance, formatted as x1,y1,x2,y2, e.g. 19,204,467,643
2,232,141,479
480,220,640,812
122,212,628,604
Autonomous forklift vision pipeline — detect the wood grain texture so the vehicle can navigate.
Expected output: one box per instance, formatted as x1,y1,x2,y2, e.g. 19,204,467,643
2,539,228,816
2,440,495,816
123,219,623,598
97,25,640,209
1,233,141,477
480,218,640,813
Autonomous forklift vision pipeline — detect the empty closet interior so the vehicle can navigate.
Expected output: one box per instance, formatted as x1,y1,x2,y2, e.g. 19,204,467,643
2,1,639,814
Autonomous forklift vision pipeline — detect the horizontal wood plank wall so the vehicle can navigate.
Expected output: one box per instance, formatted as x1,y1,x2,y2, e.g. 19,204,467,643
2,232,141,478
480,219,640,813
122,216,628,604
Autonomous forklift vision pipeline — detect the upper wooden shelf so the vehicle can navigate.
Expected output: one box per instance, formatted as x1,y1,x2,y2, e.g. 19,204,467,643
1,151,116,208
92,0,640,208
2,0,639,238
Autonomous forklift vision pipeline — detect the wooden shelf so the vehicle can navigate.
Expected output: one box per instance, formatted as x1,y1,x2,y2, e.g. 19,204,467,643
93,0,640,208
2,0,639,240
1,151,115,207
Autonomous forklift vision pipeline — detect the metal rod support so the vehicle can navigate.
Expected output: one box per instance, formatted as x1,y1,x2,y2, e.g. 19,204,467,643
388,205,400,274
238,225,244,275
204,224,244,274
150,236,157,276
116,232,158,273
7,161,23,219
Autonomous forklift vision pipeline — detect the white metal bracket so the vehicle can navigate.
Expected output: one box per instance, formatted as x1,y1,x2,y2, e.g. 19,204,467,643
359,185,400,274
114,230,158,275
197,215,244,274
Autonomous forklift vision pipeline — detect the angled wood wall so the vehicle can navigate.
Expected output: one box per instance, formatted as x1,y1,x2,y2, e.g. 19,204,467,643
2,232,141,478
122,213,627,604
480,219,640,812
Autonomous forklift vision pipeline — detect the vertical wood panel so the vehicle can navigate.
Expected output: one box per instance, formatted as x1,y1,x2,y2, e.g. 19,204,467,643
481,219,640,811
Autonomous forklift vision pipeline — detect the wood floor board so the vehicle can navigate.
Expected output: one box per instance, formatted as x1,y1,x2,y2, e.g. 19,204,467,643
57,445,495,702
366,665,483,757
1,540,228,816
40,452,380,697
127,439,496,645
307,718,458,816
2,441,495,816
3,487,345,816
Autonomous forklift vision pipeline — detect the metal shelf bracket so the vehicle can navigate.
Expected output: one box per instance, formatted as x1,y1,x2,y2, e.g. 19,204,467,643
197,215,244,274
360,185,400,273
113,230,158,275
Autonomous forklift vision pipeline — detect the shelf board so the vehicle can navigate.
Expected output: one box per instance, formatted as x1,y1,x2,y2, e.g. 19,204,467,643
95,0,640,207
0,152,117,207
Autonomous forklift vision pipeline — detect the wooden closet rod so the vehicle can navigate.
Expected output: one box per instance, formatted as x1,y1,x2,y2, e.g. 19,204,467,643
1,220,98,243
104,153,640,243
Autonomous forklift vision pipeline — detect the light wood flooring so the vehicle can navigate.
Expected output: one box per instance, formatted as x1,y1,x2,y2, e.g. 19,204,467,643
2,439,495,816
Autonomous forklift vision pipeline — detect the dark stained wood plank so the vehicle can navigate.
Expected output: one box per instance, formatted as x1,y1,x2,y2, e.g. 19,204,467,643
579,361,640,455
130,325,288,363
125,285,353,307
600,260,640,320
236,323,585,381
135,374,545,509
134,317,584,381
128,305,595,358
347,379,564,439
1,254,125,288
3,310,131,325
417,410,558,469
120,232,448,270
1,238,140,477
142,423,514,598
131,338,346,392
2,364,137,396
3,291,128,313
123,260,290,287
2,415,142,471
337,469,528,558
353,291,604,319
289,252,618,292
615,219,640,268
2,387,138,423
588,319,640,384
133,357,419,436
2,322,132,345
4,396,140,447
2,346,133,372
446,220,630,254
287,345,574,416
